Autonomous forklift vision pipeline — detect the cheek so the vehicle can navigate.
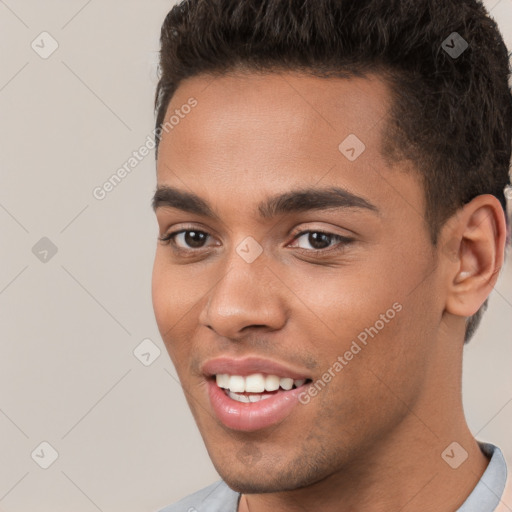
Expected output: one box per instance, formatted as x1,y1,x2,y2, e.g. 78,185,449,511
151,253,193,357
151,252,213,367
278,262,402,343
151,254,172,330
293,260,429,389
306,305,427,443
152,251,198,325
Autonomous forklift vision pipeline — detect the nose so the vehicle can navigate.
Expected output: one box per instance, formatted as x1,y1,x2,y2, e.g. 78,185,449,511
198,256,287,339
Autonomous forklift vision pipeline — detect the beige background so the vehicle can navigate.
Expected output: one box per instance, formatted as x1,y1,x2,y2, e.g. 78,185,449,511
0,1,511,510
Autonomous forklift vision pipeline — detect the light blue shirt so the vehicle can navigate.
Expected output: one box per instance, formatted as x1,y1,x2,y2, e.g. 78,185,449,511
159,442,508,512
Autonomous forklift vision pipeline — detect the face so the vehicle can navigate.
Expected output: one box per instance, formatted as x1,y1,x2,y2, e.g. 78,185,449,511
152,71,445,493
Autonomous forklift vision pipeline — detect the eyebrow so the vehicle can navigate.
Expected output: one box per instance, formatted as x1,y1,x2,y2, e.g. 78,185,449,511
152,185,380,220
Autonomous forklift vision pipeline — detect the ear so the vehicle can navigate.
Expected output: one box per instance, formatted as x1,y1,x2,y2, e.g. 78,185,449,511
442,194,507,318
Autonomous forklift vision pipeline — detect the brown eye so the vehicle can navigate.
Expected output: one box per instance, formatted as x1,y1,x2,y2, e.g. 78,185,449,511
181,230,208,248
159,230,211,249
291,231,352,251
304,232,332,250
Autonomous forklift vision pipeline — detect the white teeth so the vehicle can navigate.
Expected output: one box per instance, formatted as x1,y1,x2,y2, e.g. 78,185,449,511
227,391,251,403
216,373,307,393
228,391,273,403
280,377,294,390
245,373,265,393
216,374,230,389
228,375,245,393
249,393,272,402
265,374,280,391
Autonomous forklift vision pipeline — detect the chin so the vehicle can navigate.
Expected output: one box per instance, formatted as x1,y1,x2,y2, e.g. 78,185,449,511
220,473,304,494
212,455,332,494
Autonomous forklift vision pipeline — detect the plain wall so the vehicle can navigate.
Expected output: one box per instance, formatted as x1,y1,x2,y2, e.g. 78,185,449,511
0,1,510,510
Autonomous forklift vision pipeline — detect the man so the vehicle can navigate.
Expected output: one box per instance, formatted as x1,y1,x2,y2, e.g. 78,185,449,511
151,0,512,510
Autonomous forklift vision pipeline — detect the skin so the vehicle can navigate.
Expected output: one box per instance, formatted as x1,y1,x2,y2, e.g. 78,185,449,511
152,71,506,512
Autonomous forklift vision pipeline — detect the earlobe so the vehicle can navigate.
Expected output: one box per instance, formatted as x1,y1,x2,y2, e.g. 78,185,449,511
444,194,506,318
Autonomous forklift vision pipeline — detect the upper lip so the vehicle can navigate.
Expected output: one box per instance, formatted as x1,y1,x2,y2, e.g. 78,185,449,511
202,356,311,380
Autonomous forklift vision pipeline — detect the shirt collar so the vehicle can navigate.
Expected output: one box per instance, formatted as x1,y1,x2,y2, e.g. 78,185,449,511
456,442,508,512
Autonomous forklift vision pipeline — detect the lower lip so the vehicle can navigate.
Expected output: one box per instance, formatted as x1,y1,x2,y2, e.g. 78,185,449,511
206,379,306,432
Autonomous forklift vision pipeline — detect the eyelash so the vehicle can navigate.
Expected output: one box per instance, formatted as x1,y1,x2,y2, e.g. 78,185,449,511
158,227,353,257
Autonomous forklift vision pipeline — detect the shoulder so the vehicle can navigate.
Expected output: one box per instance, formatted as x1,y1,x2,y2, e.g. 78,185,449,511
157,480,240,512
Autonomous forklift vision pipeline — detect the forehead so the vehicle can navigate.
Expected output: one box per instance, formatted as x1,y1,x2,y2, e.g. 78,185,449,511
158,71,390,169
155,71,421,221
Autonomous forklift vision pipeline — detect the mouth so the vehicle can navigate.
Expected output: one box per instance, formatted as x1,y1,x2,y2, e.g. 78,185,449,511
202,357,313,431
214,373,311,403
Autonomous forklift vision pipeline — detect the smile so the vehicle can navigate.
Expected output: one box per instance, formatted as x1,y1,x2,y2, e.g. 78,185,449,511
216,373,307,403
202,357,313,431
